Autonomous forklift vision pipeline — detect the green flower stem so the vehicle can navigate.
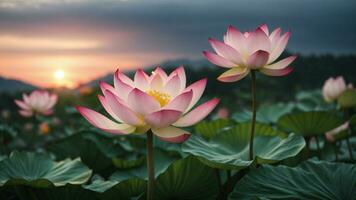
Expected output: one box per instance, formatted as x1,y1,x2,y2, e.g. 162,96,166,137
215,169,226,199
0,136,5,153
249,70,257,160
315,136,321,158
146,130,155,200
334,143,339,161
305,137,310,157
346,138,354,161
226,170,232,193
215,169,222,188
343,109,354,161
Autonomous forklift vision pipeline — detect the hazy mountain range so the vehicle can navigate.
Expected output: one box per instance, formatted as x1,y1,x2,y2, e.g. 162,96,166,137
0,58,211,92
1,54,356,93
0,77,36,93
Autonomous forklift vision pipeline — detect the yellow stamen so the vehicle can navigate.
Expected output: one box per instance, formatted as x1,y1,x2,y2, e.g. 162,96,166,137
146,90,171,107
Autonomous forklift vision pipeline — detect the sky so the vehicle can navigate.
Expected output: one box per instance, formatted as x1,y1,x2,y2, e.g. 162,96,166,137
0,0,355,88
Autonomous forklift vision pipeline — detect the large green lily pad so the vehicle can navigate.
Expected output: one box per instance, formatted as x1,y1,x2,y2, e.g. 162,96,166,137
194,119,234,139
229,159,356,200
257,103,295,123
336,137,356,162
294,90,334,112
0,151,92,187
154,156,219,200
83,148,178,200
47,131,130,175
338,89,356,108
233,103,295,124
182,123,305,170
112,155,145,170
84,156,219,200
83,176,146,200
277,111,343,136
109,149,179,182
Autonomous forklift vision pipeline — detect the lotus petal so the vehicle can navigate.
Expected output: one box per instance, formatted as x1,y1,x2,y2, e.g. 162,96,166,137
152,126,191,143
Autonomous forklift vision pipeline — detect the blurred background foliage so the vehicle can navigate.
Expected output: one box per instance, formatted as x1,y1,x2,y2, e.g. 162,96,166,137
0,53,355,199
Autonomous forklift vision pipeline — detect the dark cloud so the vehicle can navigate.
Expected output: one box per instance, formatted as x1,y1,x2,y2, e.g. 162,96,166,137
0,0,355,58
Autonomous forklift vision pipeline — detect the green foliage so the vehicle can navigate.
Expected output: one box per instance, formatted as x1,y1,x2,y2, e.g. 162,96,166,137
34,185,96,200
350,115,356,132
47,131,127,175
84,177,146,200
277,111,344,136
233,103,295,124
0,151,92,187
294,90,333,111
84,156,219,200
109,149,179,182
112,155,145,170
154,156,219,200
194,119,234,139
182,123,305,170
338,89,356,108
1,54,356,198
229,159,356,200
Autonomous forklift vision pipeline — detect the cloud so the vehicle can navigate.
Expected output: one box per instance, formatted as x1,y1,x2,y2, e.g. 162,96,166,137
0,35,104,51
0,0,125,9
0,0,355,56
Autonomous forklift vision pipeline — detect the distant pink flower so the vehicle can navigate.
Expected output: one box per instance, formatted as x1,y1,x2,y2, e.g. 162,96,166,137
15,90,58,117
217,107,229,119
203,24,296,82
325,121,349,143
77,66,219,143
322,76,347,102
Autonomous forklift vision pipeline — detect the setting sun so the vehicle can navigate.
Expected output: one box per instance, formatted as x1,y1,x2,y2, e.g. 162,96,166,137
54,70,65,80
53,69,76,88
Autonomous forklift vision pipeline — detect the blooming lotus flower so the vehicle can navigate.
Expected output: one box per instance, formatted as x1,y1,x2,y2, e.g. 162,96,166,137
77,66,219,143
203,24,296,82
15,90,58,117
322,76,347,102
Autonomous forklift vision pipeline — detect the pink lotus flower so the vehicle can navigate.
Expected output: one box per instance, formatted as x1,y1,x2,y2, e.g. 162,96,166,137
203,24,296,82
15,90,58,117
322,76,349,102
77,66,219,143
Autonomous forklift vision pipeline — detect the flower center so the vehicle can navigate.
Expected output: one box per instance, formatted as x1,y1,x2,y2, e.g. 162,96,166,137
146,90,171,107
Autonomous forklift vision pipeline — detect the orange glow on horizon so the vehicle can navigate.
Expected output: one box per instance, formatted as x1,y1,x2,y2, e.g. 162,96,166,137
0,52,181,89
0,31,190,88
